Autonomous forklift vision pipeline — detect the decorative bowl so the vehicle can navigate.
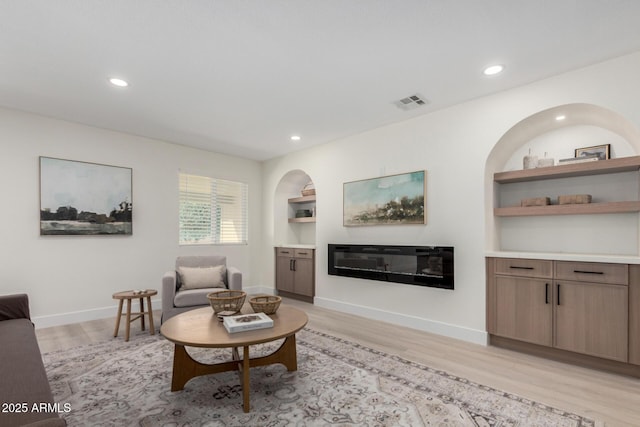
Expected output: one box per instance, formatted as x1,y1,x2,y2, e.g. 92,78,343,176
206,290,246,314
249,295,282,314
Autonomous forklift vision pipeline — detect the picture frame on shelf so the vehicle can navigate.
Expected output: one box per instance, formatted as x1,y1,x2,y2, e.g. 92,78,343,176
575,144,610,160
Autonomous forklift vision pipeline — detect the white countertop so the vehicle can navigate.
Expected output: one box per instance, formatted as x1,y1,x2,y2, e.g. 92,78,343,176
276,244,316,249
486,251,640,264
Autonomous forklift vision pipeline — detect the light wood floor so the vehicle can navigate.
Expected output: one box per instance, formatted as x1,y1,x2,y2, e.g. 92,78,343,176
36,297,640,426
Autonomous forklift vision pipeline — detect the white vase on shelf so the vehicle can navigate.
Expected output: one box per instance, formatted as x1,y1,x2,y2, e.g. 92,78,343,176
537,152,555,168
523,149,538,169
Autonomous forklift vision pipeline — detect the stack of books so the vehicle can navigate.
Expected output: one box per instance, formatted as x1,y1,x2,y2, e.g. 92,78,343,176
223,312,274,333
558,154,600,165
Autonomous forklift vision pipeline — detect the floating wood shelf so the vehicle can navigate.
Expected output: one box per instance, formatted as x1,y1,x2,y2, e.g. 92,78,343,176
288,195,316,204
495,201,640,217
494,155,640,184
288,217,316,223
494,156,640,217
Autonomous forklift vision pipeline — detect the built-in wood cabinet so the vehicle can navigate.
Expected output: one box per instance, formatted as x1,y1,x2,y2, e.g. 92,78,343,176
554,280,628,361
553,261,628,362
494,276,553,346
487,257,639,375
629,265,640,365
275,247,315,303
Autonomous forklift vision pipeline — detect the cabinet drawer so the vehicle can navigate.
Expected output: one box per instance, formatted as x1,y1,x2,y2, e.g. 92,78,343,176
276,248,295,257
495,258,552,278
555,261,628,285
294,248,314,259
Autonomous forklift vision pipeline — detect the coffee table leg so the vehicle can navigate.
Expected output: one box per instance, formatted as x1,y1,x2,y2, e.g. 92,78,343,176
167,333,301,413
171,344,242,392
171,345,192,391
242,346,250,412
113,299,123,337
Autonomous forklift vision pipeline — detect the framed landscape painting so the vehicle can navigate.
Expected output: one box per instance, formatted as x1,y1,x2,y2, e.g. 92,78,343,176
343,170,426,226
39,157,132,235
575,144,610,160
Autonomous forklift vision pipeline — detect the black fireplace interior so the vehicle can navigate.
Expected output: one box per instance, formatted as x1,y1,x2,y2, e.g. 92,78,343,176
328,244,454,290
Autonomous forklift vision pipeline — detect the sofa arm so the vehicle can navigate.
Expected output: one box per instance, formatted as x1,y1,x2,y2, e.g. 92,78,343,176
227,266,242,291
0,293,31,321
162,271,178,318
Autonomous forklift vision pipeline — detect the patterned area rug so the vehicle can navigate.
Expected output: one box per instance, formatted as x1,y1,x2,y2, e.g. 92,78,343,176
43,328,601,426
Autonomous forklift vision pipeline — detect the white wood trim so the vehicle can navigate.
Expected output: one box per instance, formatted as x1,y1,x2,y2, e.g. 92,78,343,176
314,296,488,346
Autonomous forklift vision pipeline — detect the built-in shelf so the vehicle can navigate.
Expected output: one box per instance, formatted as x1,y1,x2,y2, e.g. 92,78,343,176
288,195,316,204
494,155,640,184
288,217,316,223
494,156,640,217
288,194,316,222
495,201,640,217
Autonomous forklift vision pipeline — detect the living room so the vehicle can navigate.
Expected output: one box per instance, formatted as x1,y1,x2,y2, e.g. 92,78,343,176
2,2,640,426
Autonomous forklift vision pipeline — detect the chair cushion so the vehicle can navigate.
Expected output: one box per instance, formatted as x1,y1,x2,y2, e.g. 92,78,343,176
173,288,219,308
177,265,226,290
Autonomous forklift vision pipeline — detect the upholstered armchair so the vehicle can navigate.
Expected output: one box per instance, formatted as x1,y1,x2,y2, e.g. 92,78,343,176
161,255,242,323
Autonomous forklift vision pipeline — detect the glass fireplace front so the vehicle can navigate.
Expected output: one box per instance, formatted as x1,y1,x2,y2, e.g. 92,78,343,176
328,244,454,290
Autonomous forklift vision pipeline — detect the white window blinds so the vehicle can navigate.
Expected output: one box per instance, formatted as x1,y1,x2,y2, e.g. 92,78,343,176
179,173,248,245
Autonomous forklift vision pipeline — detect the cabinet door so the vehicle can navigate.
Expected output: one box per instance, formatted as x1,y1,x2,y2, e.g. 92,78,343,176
293,257,314,297
554,281,628,362
276,255,295,293
494,276,553,346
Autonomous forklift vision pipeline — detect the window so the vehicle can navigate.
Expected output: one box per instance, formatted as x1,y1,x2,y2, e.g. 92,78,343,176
179,173,248,245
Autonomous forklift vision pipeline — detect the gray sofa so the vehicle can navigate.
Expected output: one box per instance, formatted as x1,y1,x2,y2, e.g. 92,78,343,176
0,294,66,427
161,255,242,323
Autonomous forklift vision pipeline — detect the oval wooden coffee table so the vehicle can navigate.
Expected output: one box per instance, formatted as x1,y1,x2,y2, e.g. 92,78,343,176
160,305,308,412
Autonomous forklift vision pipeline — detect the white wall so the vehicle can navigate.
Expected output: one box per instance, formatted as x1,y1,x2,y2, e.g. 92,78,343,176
261,52,640,345
4,52,640,339
0,108,263,327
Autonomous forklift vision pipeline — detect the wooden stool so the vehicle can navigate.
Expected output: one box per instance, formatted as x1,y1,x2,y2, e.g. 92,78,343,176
112,289,157,341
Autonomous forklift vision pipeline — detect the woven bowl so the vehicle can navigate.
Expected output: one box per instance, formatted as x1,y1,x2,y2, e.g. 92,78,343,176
249,295,282,314
206,290,246,314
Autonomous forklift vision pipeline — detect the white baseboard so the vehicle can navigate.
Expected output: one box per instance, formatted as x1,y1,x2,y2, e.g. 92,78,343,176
33,286,275,329
32,298,162,329
314,297,488,346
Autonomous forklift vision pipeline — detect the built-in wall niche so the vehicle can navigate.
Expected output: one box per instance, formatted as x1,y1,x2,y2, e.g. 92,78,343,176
273,169,316,246
486,103,640,256
502,125,634,172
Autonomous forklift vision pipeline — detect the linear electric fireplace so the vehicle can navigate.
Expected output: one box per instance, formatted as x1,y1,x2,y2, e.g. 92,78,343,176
328,244,454,290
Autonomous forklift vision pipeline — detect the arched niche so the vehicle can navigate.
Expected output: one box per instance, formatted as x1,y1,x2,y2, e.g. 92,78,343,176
274,169,316,246
485,103,640,254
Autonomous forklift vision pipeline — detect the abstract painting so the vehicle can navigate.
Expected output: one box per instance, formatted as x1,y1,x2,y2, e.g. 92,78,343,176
39,157,132,235
343,170,426,226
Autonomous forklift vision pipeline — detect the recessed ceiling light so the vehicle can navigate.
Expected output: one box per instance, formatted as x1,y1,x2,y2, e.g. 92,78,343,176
555,115,566,121
109,78,129,87
290,135,301,141
483,64,504,76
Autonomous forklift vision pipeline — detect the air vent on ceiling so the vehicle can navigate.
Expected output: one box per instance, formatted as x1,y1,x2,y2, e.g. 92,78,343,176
394,93,429,111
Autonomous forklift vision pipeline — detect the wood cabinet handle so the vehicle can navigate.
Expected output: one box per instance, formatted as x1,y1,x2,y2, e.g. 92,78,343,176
573,270,604,275
292,259,297,271
556,283,561,305
509,266,534,270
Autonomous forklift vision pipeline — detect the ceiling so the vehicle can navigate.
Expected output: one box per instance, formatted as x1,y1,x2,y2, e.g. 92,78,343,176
2,1,640,161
